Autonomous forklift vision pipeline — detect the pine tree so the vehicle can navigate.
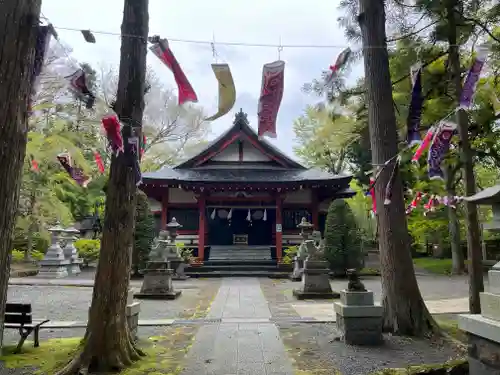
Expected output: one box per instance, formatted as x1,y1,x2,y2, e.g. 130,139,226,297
324,200,362,276
55,0,149,372
357,0,437,335
0,0,42,354
133,191,155,275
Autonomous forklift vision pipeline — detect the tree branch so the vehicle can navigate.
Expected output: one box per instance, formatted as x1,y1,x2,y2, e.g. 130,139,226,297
455,10,500,45
347,51,448,96
386,19,439,42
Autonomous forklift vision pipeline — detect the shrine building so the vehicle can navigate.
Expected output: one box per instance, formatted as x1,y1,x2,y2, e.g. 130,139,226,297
141,110,354,262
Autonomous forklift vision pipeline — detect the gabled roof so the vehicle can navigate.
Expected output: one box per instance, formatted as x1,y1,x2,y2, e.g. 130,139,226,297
174,109,305,170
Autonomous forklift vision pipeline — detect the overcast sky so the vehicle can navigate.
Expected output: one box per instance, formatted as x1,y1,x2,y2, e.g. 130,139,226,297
41,0,363,159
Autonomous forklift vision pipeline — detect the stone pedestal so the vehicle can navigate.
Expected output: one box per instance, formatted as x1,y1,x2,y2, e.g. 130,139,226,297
135,262,181,300
289,257,304,281
38,224,69,278
170,259,188,280
459,261,500,374
293,259,339,299
334,289,383,345
126,289,140,342
62,229,82,276
173,262,189,280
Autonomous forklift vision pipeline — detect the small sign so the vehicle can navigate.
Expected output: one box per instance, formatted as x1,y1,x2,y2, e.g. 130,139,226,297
276,224,282,233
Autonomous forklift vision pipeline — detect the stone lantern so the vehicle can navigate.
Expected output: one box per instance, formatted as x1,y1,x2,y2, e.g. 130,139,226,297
290,218,314,281
459,185,500,374
38,222,70,278
298,217,314,241
61,226,83,275
165,218,187,280
134,218,182,300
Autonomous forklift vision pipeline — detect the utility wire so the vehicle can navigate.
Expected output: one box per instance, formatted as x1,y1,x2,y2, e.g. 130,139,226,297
46,24,466,50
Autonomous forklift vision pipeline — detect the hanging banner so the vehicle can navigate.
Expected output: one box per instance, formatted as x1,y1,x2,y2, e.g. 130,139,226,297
65,69,96,109
205,64,236,121
407,64,423,145
384,157,401,206
149,37,198,105
427,121,457,180
459,48,488,109
365,177,377,214
101,115,124,155
257,60,285,139
412,126,435,162
57,153,92,188
94,150,105,173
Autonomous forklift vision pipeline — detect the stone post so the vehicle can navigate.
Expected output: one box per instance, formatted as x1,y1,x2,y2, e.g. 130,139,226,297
334,269,383,345
38,223,70,278
293,240,339,299
459,261,500,374
290,217,314,281
134,218,182,300
62,226,82,275
165,218,188,280
126,289,140,342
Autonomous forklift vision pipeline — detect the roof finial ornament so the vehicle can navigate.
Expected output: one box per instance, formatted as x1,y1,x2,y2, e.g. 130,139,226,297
234,108,248,124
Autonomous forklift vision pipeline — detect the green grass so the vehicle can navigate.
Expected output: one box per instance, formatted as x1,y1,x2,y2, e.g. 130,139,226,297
435,316,468,343
413,258,453,275
0,332,195,374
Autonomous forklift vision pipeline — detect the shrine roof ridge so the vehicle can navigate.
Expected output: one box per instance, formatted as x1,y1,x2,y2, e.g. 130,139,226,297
142,167,352,186
174,109,305,170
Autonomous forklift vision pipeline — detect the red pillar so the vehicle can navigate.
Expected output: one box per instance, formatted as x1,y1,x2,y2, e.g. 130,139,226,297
161,189,169,229
275,195,283,261
311,190,319,230
198,194,206,261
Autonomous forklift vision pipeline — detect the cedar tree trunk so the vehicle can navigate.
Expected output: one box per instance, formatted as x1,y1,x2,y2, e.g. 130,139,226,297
446,0,484,313
445,165,464,274
55,0,149,373
357,0,436,335
0,0,41,354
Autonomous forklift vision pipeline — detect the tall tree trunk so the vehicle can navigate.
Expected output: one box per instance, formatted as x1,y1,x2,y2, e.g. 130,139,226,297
25,189,37,261
357,0,436,335
55,0,149,373
445,165,464,274
446,0,484,313
0,0,41,354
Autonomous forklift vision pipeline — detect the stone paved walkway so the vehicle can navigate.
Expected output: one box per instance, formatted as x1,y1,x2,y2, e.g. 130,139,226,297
180,278,294,375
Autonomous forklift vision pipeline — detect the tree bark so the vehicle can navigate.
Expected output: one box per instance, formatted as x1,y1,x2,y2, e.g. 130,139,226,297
445,166,464,274
55,0,149,373
357,0,436,335
446,0,484,313
0,0,41,354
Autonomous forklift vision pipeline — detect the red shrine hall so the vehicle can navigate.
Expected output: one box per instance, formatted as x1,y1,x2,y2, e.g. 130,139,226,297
141,110,354,262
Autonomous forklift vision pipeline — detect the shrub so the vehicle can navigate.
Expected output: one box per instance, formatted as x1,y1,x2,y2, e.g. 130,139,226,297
74,239,100,267
133,191,155,275
10,249,43,263
324,199,363,276
281,246,298,264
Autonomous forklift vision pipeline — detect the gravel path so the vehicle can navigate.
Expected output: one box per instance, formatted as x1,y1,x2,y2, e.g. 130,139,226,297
3,279,220,346
278,323,463,375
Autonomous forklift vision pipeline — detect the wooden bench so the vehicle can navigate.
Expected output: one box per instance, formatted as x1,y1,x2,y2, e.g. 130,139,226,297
4,303,49,353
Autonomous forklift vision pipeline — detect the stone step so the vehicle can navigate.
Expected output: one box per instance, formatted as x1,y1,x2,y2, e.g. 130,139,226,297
185,270,289,278
189,265,279,272
204,260,276,266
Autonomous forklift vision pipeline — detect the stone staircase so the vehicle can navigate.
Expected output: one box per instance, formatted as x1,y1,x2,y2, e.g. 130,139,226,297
185,246,291,278
208,246,272,260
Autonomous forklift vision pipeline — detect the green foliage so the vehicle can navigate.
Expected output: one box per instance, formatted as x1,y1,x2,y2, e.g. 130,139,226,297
178,247,194,263
413,257,453,275
323,200,363,275
132,191,155,274
11,249,43,263
281,246,298,264
74,239,100,267
347,181,376,245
